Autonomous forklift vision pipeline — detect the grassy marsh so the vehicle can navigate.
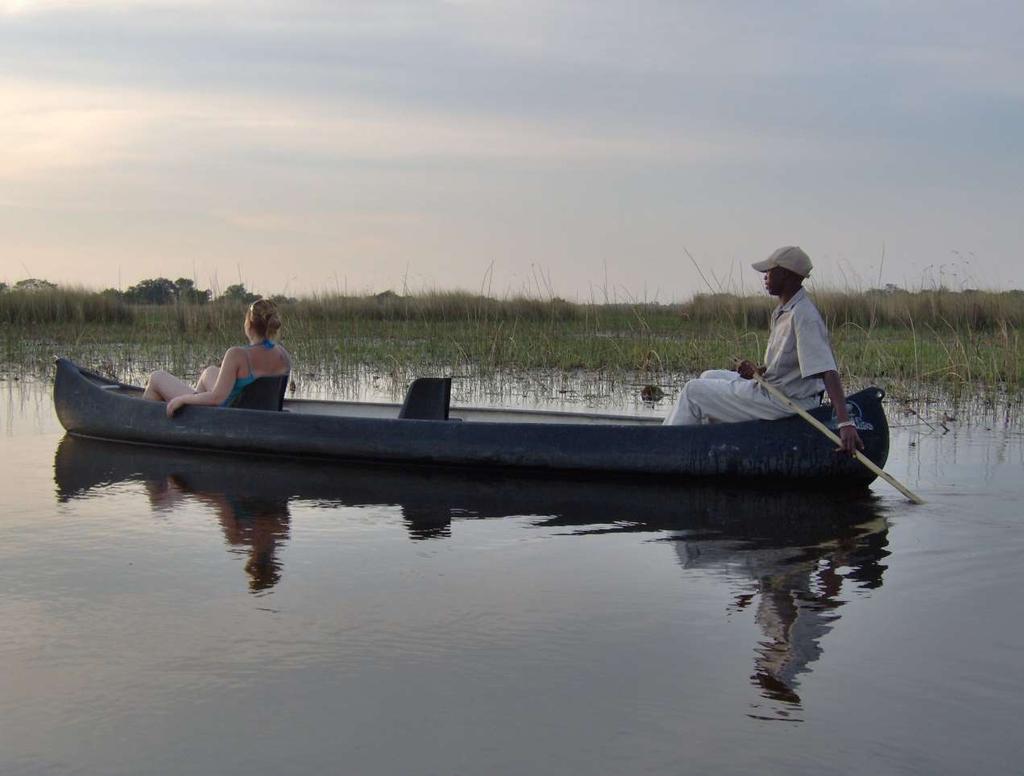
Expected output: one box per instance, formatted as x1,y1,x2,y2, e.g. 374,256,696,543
2,288,1022,407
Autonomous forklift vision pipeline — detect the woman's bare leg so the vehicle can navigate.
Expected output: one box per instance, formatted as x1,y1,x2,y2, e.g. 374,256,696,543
196,366,220,393
143,370,195,402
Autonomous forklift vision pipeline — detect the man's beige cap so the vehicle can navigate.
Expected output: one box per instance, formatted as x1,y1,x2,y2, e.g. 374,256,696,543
751,246,813,277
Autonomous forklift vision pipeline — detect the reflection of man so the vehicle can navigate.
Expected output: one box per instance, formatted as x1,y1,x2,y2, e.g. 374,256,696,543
664,246,864,456
676,517,889,716
401,505,452,540
746,556,841,708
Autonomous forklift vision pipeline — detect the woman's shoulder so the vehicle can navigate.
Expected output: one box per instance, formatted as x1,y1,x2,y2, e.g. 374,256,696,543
273,343,292,367
221,345,249,362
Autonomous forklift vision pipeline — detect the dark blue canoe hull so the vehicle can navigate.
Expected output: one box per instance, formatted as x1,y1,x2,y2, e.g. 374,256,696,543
53,358,889,486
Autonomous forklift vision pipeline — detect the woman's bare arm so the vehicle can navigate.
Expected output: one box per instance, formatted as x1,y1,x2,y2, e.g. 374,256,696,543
166,349,242,417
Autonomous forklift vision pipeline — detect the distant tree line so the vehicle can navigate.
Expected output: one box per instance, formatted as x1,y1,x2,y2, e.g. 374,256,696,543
100,277,212,305
0,276,288,305
98,278,283,305
0,278,58,293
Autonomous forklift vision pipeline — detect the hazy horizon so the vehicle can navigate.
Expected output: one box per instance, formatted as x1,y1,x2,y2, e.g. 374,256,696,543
3,1,1022,302
6,271,1024,304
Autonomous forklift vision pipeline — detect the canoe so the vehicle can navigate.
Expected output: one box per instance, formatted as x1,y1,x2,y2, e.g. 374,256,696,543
53,357,889,486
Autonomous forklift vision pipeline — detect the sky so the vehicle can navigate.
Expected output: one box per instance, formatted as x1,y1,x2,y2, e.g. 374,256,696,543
1,0,1022,301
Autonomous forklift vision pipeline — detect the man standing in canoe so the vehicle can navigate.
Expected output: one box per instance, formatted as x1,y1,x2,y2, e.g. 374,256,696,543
664,246,864,455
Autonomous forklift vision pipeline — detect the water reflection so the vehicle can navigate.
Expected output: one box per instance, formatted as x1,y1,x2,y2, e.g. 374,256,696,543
674,517,888,720
54,434,888,718
144,475,290,592
539,484,890,720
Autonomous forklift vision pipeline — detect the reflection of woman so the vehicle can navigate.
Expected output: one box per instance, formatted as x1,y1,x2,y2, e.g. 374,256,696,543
142,298,290,418
144,474,291,592
211,491,291,592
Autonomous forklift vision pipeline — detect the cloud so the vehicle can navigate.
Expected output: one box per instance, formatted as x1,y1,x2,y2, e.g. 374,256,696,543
3,71,818,192
1,1,1021,294
0,80,157,178
0,0,211,13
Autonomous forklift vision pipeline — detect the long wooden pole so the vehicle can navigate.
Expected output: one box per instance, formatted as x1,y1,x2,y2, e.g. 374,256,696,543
751,373,925,504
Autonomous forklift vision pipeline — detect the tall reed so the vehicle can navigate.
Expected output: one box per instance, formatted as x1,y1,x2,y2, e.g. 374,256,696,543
682,288,1024,330
3,287,1022,392
0,287,132,325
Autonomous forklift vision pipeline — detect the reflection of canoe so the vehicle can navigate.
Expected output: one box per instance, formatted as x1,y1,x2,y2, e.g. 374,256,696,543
54,434,890,711
54,357,889,486
55,434,887,544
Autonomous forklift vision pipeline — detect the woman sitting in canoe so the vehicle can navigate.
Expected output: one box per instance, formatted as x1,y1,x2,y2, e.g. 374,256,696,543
143,298,291,417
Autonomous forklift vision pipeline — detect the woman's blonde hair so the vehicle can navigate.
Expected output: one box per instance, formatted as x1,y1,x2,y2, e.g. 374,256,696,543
247,298,282,339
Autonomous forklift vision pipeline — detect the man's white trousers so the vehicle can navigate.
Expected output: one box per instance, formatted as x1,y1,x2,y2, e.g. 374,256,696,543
663,370,819,426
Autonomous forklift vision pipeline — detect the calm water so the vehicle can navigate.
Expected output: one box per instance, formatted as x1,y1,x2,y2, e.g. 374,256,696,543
2,376,1023,775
